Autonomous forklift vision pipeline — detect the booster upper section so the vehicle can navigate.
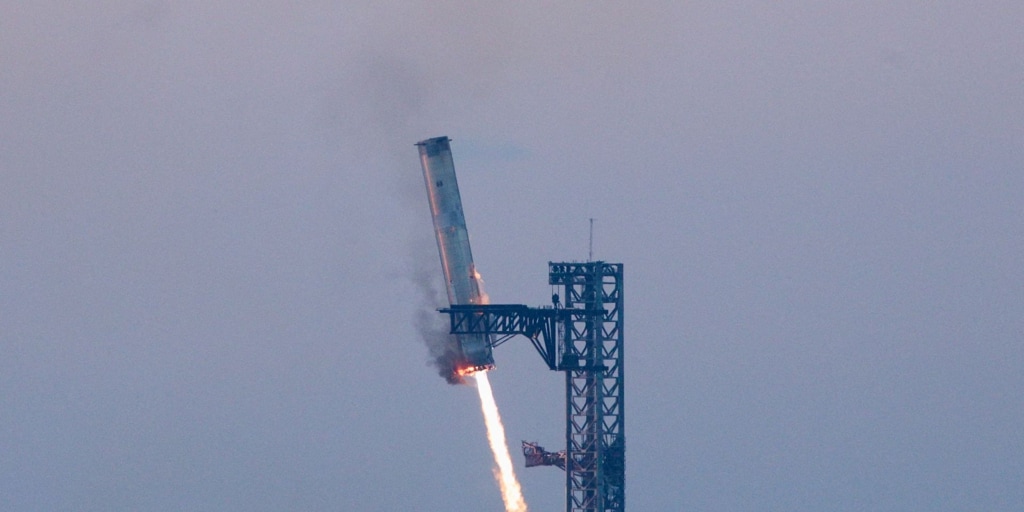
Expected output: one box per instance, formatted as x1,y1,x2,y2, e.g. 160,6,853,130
416,136,486,307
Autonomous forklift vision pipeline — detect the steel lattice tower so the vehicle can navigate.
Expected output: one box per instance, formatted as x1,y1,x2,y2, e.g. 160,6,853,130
440,261,625,511
550,262,625,512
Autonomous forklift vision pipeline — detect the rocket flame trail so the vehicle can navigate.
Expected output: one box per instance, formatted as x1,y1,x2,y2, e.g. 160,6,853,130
474,371,528,512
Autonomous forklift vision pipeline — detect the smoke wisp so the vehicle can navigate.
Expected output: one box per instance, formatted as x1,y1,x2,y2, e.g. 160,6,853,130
411,258,465,385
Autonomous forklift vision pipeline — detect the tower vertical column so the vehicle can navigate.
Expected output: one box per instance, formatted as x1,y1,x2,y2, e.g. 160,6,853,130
550,262,624,512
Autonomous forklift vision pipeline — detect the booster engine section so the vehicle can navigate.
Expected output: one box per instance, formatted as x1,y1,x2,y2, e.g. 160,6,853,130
417,136,496,377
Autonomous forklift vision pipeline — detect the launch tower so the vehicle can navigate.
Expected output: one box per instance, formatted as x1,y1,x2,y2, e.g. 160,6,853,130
550,261,625,512
443,261,625,512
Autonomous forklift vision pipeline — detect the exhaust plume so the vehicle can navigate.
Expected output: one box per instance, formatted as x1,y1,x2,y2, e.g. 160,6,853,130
475,371,528,512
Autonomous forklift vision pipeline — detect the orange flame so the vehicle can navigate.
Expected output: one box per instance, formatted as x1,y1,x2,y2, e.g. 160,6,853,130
474,371,528,512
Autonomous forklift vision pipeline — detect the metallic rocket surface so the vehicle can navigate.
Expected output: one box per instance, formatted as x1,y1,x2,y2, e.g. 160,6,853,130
416,136,495,376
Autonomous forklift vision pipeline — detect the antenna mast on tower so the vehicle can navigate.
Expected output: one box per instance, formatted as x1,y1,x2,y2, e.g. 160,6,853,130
588,218,594,262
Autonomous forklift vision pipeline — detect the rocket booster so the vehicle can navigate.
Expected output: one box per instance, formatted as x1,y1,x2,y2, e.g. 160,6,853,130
416,136,495,375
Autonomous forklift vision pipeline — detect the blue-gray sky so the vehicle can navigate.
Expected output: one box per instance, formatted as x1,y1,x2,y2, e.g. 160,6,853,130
2,2,1022,511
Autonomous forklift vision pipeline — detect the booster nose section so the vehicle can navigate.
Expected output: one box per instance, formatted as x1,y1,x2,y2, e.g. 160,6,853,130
417,136,495,376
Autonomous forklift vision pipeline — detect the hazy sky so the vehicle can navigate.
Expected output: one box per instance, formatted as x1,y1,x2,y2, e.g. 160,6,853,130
2,2,1022,511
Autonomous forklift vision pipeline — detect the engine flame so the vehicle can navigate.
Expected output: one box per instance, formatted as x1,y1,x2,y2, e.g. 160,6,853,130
475,371,528,512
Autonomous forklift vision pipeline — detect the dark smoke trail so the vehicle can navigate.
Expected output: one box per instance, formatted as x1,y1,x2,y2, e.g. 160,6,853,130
411,256,465,385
